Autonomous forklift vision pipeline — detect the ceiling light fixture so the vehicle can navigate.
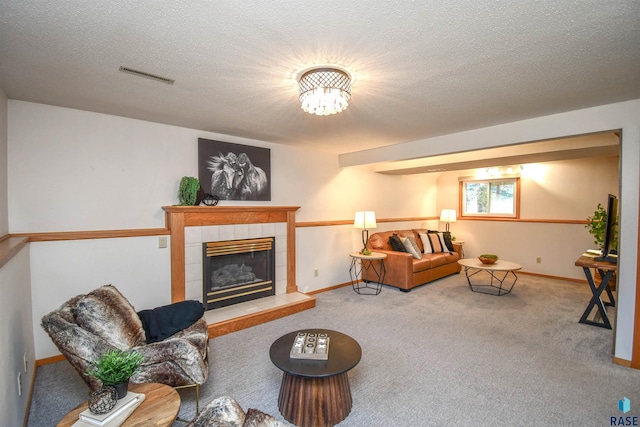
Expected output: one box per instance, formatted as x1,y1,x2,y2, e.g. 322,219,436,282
297,67,351,116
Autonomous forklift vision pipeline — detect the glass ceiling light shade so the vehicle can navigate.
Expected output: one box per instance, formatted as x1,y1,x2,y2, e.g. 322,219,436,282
298,67,351,116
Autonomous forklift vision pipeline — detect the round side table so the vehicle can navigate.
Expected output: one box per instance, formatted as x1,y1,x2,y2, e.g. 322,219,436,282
349,251,387,295
56,383,180,427
270,329,362,427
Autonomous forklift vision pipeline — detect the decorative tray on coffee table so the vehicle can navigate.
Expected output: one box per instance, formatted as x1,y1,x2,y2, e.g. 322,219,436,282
290,332,330,360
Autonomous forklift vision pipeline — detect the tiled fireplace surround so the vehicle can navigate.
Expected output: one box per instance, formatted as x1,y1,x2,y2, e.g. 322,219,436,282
185,222,285,302
162,206,315,337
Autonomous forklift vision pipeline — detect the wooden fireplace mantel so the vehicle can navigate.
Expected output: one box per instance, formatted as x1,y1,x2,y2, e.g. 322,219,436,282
162,206,300,302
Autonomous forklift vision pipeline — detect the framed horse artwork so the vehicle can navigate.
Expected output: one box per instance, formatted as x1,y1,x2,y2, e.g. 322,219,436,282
198,138,271,201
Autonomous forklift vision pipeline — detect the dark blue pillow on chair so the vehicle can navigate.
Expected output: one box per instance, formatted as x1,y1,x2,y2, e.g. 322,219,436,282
138,300,205,344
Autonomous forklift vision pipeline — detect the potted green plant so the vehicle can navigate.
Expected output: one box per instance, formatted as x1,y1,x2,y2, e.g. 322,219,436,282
585,203,617,250
177,176,202,206
86,349,144,399
585,203,618,288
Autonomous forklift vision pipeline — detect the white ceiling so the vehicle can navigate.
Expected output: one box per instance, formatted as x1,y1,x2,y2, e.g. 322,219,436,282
0,1,638,162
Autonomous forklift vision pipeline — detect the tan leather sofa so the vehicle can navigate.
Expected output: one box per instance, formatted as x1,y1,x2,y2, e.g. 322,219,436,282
364,229,462,292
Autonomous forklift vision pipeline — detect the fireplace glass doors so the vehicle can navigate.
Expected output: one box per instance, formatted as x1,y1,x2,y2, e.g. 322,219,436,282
202,237,275,309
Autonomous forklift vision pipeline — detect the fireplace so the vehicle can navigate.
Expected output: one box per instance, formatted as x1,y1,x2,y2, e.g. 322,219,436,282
202,237,276,309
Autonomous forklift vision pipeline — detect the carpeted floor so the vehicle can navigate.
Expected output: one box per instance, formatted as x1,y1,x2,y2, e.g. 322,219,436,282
29,273,640,426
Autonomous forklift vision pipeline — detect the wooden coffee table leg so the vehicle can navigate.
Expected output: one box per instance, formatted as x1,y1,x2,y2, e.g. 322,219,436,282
278,372,352,427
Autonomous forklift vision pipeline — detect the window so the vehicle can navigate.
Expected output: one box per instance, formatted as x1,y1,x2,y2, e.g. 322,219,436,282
460,177,520,218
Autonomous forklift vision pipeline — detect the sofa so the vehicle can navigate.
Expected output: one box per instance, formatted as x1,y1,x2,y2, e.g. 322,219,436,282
364,229,462,291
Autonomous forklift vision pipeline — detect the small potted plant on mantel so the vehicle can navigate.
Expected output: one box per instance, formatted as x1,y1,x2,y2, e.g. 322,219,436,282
177,176,203,206
86,349,144,399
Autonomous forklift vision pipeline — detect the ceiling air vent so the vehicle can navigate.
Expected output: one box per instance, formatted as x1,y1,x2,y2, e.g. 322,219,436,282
119,66,175,85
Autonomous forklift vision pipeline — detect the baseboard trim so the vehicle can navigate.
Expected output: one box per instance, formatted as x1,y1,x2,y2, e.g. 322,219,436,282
36,354,66,366
306,281,352,295
613,356,633,368
518,270,586,284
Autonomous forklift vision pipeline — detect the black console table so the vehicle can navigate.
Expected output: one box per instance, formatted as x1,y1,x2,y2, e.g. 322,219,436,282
574,255,616,329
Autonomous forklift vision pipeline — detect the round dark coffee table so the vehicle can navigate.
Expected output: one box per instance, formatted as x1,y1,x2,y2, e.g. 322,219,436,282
269,329,362,427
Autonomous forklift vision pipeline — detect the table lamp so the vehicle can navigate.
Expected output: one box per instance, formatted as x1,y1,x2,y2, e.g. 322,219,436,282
440,209,457,232
354,211,377,254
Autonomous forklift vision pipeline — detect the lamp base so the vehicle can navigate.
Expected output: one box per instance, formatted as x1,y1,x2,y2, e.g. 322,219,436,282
361,229,371,254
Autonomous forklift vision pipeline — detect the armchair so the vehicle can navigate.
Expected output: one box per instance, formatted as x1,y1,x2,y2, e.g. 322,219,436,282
41,284,209,391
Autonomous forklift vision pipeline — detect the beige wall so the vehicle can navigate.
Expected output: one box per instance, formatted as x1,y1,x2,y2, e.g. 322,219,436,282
0,88,7,235
0,86,34,427
341,99,639,361
435,156,620,279
5,98,639,365
7,101,437,358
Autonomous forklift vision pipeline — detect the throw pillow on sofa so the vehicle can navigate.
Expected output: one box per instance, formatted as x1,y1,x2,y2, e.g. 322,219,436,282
400,236,422,259
442,231,455,252
388,233,407,252
418,233,433,254
419,232,449,253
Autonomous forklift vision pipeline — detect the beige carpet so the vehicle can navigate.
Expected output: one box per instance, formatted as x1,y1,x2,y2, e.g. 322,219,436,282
29,272,639,426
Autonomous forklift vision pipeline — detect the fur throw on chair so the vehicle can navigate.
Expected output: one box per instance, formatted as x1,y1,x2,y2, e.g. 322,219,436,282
187,396,291,427
41,284,209,391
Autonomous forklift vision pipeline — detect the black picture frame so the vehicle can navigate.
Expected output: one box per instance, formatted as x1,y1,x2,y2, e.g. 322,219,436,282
198,138,271,201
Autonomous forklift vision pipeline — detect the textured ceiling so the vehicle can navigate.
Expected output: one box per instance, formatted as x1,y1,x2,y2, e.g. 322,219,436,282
0,1,639,157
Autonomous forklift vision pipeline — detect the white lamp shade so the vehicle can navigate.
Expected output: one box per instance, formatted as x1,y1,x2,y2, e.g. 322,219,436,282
354,211,377,229
440,209,457,223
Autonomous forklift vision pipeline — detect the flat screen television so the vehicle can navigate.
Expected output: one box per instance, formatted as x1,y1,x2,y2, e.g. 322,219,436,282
595,194,618,264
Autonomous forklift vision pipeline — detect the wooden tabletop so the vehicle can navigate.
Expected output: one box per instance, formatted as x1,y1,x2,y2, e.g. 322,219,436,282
458,258,522,271
56,382,180,427
349,251,387,260
270,329,362,378
574,255,618,271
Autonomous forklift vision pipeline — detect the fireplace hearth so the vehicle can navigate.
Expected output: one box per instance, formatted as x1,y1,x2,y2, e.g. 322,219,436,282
203,237,275,309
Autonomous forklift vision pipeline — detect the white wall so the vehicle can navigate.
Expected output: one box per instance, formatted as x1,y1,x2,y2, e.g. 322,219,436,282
0,88,35,427
436,156,620,279
0,88,7,235
0,248,34,427
31,237,171,358
7,101,436,359
7,100,640,362
618,128,640,361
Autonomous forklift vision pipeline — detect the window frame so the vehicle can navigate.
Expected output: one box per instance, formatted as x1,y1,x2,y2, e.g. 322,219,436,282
458,176,521,219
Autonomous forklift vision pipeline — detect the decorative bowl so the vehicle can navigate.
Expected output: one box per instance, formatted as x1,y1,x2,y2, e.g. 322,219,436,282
478,254,498,264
